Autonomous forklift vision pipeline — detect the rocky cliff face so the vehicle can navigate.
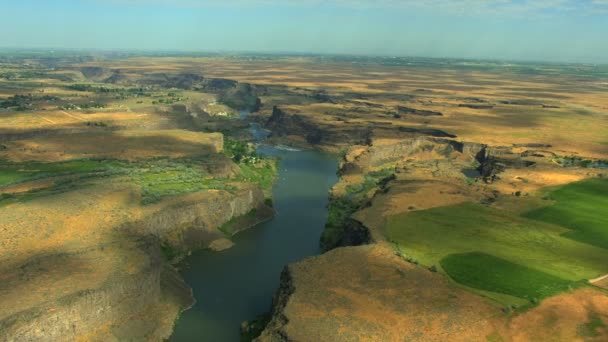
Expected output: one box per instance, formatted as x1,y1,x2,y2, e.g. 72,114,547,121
255,267,295,342
0,186,270,342
134,186,268,252
264,106,371,148
265,106,324,145
343,137,463,169
0,238,165,341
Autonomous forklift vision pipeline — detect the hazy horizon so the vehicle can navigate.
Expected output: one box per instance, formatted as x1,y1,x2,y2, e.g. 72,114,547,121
2,0,608,64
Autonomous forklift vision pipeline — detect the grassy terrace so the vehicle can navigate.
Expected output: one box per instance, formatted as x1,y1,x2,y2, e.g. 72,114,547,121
0,159,120,187
524,178,608,249
386,192,608,305
441,252,576,302
0,154,276,206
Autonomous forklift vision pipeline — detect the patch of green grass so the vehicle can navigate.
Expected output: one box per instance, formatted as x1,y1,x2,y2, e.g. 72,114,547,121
128,159,237,204
441,252,575,301
523,178,608,249
0,159,120,187
385,202,608,302
236,161,276,191
0,172,106,206
485,331,505,342
0,154,277,206
129,156,276,204
577,313,606,338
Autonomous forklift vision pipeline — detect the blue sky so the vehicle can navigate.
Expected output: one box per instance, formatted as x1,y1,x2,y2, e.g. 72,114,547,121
1,0,607,63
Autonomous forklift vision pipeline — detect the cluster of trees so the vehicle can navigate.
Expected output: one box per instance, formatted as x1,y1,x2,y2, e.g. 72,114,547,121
224,139,259,164
0,94,59,111
0,71,44,80
151,96,184,105
60,102,105,110
68,84,153,100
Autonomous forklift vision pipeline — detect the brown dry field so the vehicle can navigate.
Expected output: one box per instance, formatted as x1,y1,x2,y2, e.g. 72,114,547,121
0,107,222,162
83,57,608,158
506,288,608,341
261,244,504,342
261,243,608,342
0,184,144,324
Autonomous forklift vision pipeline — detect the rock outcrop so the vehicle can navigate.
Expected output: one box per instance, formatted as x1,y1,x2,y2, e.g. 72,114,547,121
136,186,271,253
346,137,466,168
265,106,324,145
395,105,443,116
255,267,295,342
217,83,262,112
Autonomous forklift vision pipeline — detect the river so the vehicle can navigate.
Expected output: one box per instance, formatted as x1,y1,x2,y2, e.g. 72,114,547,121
170,120,338,341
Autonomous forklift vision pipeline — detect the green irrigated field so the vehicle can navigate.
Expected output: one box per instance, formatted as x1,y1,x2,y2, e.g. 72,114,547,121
524,178,608,249
385,202,608,303
440,252,575,301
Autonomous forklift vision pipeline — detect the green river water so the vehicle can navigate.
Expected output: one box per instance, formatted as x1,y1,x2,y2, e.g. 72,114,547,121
170,140,338,341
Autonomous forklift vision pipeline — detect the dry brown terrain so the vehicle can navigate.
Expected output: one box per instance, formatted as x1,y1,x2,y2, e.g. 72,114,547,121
0,56,273,340
259,243,608,342
1,55,606,341
81,57,608,157
259,244,504,342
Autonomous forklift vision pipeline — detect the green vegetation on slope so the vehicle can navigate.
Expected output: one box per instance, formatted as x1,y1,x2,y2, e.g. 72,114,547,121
321,168,395,250
237,163,276,191
524,178,608,249
129,159,235,205
577,313,607,338
0,159,118,187
441,252,575,301
321,197,360,250
224,138,277,192
0,155,276,206
386,202,608,301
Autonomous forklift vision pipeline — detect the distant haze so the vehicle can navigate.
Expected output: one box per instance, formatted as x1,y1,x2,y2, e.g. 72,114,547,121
2,0,608,63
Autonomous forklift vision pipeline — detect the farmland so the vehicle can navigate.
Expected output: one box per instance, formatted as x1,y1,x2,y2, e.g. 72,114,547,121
525,178,608,249
386,200,608,304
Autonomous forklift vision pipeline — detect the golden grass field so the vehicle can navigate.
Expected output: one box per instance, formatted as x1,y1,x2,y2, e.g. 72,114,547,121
1,54,606,340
